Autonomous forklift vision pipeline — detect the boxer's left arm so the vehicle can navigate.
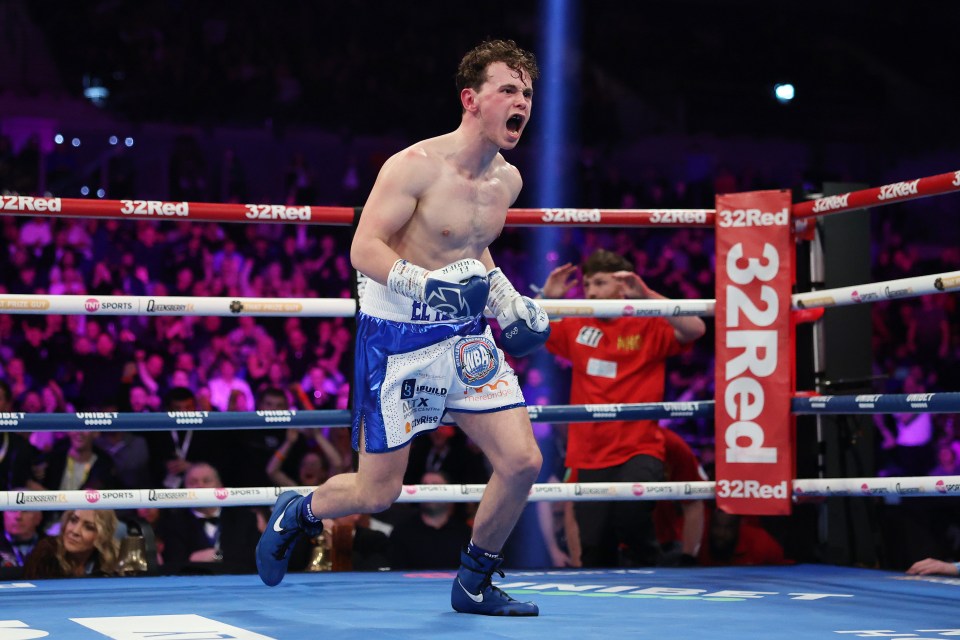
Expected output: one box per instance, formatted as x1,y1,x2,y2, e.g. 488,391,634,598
486,263,550,357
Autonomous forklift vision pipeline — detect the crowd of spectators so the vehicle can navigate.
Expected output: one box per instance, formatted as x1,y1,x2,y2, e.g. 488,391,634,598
3,124,960,478
3,140,960,574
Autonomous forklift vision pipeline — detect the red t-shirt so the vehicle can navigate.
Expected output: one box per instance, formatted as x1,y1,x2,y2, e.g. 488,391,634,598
654,427,708,545
697,513,789,567
546,316,687,469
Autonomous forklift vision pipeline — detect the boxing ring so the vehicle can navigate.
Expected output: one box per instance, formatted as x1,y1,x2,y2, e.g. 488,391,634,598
3,565,959,639
2,169,960,638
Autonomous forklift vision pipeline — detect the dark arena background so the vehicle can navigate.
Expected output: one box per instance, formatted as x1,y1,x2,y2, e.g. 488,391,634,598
2,2,960,638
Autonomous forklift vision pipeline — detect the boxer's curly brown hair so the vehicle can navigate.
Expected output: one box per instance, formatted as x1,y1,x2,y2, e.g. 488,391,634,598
456,39,539,95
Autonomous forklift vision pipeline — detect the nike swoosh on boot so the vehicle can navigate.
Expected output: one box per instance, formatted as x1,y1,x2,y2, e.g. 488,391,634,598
458,579,484,603
272,505,291,533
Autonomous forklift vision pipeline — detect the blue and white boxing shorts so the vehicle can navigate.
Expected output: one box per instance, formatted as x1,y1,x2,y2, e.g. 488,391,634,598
352,279,525,453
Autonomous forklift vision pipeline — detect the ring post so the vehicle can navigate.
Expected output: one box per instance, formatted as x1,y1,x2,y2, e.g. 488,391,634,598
714,190,796,515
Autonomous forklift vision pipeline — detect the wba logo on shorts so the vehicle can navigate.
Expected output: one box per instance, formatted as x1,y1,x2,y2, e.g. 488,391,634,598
453,335,499,387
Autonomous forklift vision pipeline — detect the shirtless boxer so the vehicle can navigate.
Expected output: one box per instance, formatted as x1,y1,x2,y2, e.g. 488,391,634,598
257,39,549,617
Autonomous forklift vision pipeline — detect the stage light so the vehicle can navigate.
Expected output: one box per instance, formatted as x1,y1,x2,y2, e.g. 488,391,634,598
774,83,795,104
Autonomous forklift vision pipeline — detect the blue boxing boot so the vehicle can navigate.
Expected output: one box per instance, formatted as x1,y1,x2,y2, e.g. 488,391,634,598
256,490,324,586
451,545,539,616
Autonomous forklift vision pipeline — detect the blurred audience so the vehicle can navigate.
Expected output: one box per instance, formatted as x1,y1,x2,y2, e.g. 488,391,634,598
697,508,789,567
156,462,259,574
1,501,46,574
389,471,471,570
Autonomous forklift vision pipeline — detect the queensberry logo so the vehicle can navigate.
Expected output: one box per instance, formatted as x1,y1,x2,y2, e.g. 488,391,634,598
148,489,196,501
683,483,714,497
895,483,921,495
16,492,66,504
401,378,416,400
574,484,614,496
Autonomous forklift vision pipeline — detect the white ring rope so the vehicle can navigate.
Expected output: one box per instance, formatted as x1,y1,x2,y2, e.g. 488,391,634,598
0,294,357,318
3,476,958,511
536,299,714,318
1,269,956,319
792,269,960,310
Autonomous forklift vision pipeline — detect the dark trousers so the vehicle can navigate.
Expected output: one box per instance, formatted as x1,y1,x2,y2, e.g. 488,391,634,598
575,454,665,567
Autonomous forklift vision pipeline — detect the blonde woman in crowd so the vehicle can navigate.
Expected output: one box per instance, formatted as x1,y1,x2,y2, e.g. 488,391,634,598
24,509,119,578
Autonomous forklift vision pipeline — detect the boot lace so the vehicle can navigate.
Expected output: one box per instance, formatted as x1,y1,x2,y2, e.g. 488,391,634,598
480,568,516,602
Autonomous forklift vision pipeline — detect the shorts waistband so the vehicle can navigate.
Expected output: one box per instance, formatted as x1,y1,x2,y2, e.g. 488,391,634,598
359,277,480,323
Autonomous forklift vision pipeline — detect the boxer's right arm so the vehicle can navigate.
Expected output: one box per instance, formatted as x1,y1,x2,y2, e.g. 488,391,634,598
350,148,433,283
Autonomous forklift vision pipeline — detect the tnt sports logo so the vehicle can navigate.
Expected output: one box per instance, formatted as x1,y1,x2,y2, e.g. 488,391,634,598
215,488,229,500
933,479,960,494
400,378,416,400
632,484,645,496
83,298,134,312
404,486,418,495
453,336,499,387
859,483,889,496
85,489,101,504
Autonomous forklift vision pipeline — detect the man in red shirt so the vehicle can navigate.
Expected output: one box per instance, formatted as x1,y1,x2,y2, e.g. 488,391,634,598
698,508,788,566
654,427,708,565
542,249,705,566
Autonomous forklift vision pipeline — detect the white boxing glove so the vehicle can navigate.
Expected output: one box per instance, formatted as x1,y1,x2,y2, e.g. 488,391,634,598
487,267,550,357
387,258,489,318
